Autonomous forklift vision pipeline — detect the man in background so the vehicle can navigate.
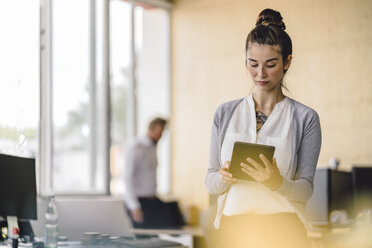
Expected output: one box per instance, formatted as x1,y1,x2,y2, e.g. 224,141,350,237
124,117,184,228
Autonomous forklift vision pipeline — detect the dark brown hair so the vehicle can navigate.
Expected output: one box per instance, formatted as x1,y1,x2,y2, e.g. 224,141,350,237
148,117,167,130
245,9,292,73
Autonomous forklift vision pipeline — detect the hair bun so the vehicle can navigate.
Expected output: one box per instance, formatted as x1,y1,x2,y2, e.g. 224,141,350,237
255,8,286,31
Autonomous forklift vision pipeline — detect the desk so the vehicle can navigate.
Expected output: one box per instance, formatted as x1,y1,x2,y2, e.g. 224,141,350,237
309,225,372,248
130,226,204,248
12,239,187,248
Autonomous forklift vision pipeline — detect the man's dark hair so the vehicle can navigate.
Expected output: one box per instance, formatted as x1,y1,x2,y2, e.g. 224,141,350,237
148,117,167,130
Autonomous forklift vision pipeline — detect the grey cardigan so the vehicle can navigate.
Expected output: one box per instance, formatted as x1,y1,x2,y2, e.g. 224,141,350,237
205,97,322,213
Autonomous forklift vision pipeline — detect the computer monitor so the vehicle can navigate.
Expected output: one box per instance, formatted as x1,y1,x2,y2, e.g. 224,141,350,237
305,168,354,226
352,166,372,214
0,153,37,220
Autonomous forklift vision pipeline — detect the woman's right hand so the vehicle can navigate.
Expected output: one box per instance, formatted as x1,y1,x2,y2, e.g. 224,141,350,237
219,161,238,185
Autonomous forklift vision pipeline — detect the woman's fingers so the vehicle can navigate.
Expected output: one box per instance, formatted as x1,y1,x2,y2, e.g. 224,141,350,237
242,155,277,182
219,167,237,184
219,167,232,177
241,162,264,181
222,176,238,184
219,157,277,185
240,162,254,173
272,157,277,168
240,156,282,187
246,157,265,173
241,162,257,176
259,154,273,173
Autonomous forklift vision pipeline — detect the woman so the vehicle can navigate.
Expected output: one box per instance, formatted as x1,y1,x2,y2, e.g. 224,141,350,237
205,8,321,248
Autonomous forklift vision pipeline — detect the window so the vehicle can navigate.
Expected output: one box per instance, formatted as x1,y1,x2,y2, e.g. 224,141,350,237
134,5,171,195
109,1,171,195
50,0,107,194
0,0,39,157
38,0,171,195
109,0,132,193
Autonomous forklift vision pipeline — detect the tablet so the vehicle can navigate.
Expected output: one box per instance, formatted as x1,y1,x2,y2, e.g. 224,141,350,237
228,142,276,181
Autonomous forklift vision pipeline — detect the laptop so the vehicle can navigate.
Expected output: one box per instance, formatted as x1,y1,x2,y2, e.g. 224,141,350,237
31,196,186,247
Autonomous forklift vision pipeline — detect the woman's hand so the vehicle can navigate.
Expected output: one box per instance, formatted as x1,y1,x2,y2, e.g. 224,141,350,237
219,161,238,185
240,154,283,190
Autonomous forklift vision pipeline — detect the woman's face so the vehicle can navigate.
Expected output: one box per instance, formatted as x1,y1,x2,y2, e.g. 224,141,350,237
246,43,291,92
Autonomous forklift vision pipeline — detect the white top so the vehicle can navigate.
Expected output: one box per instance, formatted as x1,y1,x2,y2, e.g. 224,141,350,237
214,94,295,228
124,136,158,210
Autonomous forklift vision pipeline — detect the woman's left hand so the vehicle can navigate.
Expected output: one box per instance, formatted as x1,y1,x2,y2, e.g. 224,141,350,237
240,154,283,190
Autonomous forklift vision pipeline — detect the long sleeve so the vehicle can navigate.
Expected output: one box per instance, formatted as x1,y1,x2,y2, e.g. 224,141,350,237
124,143,141,210
277,109,322,207
205,106,230,195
